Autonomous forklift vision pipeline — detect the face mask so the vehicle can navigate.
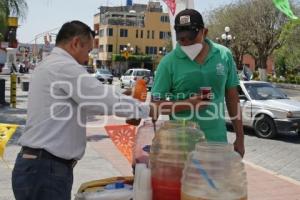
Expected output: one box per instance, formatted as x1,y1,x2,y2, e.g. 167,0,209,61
180,30,205,60
181,43,203,60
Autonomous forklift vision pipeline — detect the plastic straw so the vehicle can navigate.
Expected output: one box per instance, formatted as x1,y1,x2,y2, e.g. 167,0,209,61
192,159,218,190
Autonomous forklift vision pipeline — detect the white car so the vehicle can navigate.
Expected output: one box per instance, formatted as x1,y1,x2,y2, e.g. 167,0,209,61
226,81,300,139
120,68,153,89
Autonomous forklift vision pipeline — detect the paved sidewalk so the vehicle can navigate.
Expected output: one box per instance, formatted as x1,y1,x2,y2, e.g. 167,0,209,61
1,117,300,200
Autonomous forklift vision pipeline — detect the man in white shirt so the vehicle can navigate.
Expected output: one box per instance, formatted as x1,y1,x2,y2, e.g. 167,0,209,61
12,21,149,200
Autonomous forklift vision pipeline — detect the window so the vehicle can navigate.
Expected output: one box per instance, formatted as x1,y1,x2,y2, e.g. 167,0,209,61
159,31,170,40
99,29,105,37
152,31,155,39
99,45,104,52
136,70,150,76
159,32,163,39
136,30,139,38
120,29,128,37
106,44,113,52
145,46,157,55
106,28,113,36
160,15,170,23
147,30,150,39
140,30,144,38
124,69,133,76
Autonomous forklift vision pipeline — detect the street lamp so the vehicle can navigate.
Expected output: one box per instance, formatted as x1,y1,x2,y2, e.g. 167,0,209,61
218,26,233,47
121,43,135,70
159,47,167,56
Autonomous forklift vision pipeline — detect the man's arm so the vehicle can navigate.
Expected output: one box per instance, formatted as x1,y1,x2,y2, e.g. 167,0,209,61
225,87,245,157
150,95,208,120
58,65,149,119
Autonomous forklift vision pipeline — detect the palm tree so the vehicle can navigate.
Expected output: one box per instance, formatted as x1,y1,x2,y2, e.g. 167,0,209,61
0,0,28,41
0,0,28,19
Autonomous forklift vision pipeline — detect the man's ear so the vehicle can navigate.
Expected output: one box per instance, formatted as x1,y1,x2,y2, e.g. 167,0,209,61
71,36,81,50
203,28,208,37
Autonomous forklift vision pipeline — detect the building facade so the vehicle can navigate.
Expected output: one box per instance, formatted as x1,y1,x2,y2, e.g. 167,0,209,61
93,1,171,74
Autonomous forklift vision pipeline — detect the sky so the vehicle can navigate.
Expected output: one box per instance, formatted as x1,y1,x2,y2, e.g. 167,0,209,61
17,0,233,43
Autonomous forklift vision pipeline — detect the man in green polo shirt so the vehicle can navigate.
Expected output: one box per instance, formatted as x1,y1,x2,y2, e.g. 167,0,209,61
151,9,244,157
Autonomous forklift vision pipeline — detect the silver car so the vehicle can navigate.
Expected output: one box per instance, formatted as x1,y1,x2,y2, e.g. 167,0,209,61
95,69,113,84
227,81,300,139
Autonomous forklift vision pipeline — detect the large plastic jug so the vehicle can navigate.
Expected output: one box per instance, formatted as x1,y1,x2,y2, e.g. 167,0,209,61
181,142,247,200
149,121,205,200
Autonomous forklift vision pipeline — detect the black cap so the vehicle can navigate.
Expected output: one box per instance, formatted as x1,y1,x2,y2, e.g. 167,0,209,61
174,9,204,41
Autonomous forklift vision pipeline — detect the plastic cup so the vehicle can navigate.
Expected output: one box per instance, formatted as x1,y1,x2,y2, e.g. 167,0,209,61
199,87,212,100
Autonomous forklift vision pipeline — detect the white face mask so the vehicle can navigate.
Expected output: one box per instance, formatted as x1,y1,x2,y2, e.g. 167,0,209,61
181,43,203,60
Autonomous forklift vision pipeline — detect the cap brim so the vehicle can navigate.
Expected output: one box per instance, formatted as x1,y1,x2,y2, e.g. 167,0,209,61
176,30,198,41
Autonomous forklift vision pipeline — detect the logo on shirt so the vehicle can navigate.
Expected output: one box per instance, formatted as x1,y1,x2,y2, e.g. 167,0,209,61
216,63,225,75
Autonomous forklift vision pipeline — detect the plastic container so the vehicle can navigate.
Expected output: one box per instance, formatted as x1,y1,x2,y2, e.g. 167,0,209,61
133,164,152,200
149,121,206,200
132,79,147,102
75,182,133,200
181,142,247,200
133,120,164,166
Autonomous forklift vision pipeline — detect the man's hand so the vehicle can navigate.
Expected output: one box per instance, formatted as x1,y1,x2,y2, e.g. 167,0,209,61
149,102,159,122
126,118,141,126
233,136,245,158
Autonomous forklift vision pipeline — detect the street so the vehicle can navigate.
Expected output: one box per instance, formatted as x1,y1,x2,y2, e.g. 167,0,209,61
1,74,300,200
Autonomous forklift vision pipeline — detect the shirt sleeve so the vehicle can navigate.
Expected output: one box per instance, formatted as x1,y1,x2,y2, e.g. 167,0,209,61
225,51,240,89
151,59,172,100
56,63,149,119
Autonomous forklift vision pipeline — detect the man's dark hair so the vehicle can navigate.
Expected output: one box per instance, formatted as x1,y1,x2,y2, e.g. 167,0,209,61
55,20,95,46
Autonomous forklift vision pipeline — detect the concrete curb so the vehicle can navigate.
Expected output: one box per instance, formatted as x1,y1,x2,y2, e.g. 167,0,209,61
244,160,300,186
273,83,300,90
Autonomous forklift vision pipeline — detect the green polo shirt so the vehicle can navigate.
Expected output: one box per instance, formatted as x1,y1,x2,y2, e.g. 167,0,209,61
151,39,239,142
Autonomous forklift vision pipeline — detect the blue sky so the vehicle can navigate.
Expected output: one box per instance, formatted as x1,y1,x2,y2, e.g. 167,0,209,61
17,0,233,43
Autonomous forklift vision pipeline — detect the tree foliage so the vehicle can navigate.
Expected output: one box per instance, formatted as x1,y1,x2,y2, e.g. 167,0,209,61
273,18,300,74
206,0,289,71
0,0,28,41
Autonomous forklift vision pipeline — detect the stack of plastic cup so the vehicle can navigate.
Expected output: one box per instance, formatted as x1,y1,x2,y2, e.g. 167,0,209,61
181,142,248,200
149,120,205,200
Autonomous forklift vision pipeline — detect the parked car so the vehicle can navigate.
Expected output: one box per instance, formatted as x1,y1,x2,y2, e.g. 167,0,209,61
95,69,113,84
226,81,300,139
120,68,153,89
86,67,95,74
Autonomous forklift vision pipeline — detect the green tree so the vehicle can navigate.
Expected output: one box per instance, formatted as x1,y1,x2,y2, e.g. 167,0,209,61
207,3,253,70
0,0,28,41
207,0,291,80
273,19,300,74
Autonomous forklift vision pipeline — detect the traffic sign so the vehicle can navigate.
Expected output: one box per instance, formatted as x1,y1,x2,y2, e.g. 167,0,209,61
123,51,129,60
